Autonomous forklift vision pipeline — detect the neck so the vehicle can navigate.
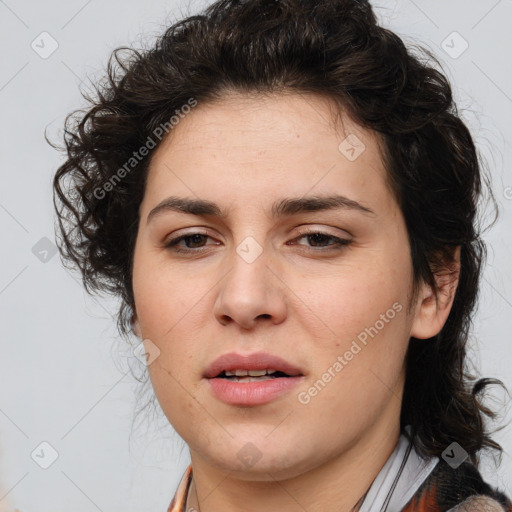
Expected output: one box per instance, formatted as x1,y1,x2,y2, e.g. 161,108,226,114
186,414,401,512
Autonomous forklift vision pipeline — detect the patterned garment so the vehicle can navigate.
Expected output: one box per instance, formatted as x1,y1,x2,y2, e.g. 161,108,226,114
401,459,512,511
167,460,512,512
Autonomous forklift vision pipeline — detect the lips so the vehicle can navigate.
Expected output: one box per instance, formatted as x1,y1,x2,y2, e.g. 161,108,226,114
203,352,304,379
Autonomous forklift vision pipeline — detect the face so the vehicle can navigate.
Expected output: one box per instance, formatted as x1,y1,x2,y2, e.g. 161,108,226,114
132,91,426,481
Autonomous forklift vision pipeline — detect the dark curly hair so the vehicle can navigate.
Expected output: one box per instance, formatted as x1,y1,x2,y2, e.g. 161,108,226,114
51,0,508,465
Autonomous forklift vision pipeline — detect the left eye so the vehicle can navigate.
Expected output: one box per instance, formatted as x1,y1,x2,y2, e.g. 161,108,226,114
164,231,351,253
291,231,351,249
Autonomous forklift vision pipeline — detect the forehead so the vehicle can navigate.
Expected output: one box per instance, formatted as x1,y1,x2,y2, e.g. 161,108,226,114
142,91,396,218
156,90,364,149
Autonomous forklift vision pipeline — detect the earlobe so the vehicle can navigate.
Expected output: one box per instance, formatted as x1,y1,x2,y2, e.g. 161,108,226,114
131,312,142,338
410,246,461,340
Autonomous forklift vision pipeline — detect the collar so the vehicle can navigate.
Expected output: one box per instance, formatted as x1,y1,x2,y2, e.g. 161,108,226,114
358,427,438,511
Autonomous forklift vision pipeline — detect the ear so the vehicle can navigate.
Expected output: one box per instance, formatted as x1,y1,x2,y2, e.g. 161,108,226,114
410,246,461,340
131,311,142,338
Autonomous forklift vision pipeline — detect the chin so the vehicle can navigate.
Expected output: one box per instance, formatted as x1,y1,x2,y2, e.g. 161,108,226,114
198,441,316,481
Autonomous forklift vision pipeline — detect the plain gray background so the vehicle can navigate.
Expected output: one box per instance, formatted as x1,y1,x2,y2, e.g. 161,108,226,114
1,0,511,510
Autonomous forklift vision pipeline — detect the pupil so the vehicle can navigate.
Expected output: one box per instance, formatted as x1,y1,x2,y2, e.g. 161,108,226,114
186,234,206,248
308,233,329,246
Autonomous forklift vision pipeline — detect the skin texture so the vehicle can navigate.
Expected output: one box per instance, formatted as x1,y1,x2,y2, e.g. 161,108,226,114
131,91,460,512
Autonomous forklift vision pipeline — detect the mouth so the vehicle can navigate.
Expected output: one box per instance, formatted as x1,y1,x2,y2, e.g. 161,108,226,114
203,351,305,380
204,356,306,406
214,369,298,382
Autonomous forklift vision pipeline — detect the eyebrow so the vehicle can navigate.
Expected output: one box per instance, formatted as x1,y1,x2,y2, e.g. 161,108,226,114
146,194,376,224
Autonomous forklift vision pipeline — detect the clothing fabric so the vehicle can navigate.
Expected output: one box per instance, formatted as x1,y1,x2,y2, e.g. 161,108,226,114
358,428,439,511
167,432,512,512
400,457,512,512
168,464,192,512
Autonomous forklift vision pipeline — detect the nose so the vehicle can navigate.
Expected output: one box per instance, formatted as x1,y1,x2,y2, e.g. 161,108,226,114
212,245,287,330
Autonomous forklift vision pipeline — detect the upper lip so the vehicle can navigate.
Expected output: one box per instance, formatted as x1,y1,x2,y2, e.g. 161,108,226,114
203,352,305,378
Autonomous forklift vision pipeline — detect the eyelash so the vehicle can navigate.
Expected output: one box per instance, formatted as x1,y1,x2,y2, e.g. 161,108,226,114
163,229,352,254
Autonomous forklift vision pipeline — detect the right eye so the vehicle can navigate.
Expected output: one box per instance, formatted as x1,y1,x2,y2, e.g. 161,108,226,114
164,232,219,253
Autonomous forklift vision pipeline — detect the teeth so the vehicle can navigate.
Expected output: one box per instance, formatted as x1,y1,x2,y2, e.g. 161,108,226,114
224,369,277,377
228,376,276,383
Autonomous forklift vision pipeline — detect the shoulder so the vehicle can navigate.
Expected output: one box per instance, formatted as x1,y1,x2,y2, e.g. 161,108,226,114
402,459,512,512
448,495,510,511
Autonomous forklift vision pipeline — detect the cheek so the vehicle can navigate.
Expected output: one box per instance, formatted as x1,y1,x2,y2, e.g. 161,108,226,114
291,253,411,398
133,266,205,425
294,282,409,436
302,276,410,379
294,256,410,341
133,280,201,376
132,242,191,336
131,248,194,386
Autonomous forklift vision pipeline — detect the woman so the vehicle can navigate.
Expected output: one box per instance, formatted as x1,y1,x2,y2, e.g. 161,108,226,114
52,0,511,510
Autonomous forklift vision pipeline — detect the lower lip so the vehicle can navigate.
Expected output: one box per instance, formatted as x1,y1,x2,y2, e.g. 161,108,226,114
207,376,304,406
